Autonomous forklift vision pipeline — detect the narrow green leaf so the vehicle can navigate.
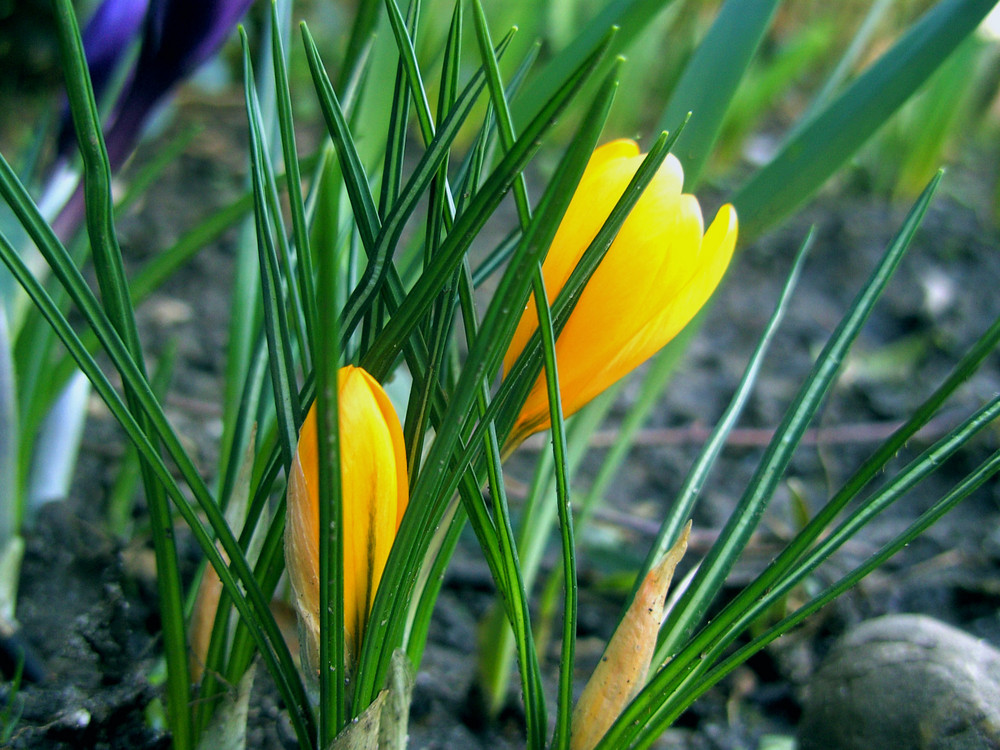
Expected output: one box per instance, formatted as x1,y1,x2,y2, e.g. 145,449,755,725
591,172,943,750
0,229,316,747
51,2,191,744
271,0,318,365
511,0,679,131
657,0,780,189
107,339,177,538
243,32,302,471
655,173,941,672
632,311,1000,726
362,30,617,379
531,269,575,750
301,22,381,266
472,0,531,227
480,402,547,749
733,0,996,239
401,0,463,479
629,229,813,605
467,9,548,741
382,0,433,158
356,44,619,709
635,425,1000,747
0,306,17,545
404,498,463,667
377,0,414,221
314,87,346,745
340,23,514,346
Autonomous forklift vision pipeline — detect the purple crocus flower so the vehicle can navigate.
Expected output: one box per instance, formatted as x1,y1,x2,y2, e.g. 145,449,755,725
81,0,151,106
54,0,254,237
101,0,255,170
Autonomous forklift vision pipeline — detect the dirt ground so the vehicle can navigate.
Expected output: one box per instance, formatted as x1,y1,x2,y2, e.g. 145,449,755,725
2,93,999,749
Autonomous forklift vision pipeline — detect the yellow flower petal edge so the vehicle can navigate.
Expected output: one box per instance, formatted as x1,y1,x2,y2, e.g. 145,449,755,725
284,365,409,674
504,139,738,444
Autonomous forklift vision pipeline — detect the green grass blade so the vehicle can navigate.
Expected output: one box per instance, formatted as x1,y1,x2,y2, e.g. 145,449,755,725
301,23,381,254
465,12,548,737
404,498,464,666
511,0,679,131
421,62,623,522
0,306,17,545
480,406,547,749
1,145,314,743
302,20,403,346
383,0,433,156
107,339,176,538
653,173,941,666
634,433,1000,747
223,498,289,684
355,50,618,709
344,24,514,347
471,0,531,227
636,391,1000,741
376,1,413,223
655,312,1000,682
656,0,780,189
631,230,812,601
0,229,316,747
271,1,317,364
51,2,191,743
401,0,463,477
221,234,264,492
316,202,345,737
479,391,615,720
531,270,575,750
361,30,616,380
733,0,996,240
458,41,541,233
243,31,302,470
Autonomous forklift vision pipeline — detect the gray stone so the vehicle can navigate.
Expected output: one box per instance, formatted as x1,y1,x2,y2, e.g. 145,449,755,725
798,614,1000,750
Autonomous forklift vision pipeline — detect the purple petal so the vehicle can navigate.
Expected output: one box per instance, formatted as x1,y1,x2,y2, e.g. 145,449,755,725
102,0,254,169
134,0,256,101
57,0,149,157
80,0,150,102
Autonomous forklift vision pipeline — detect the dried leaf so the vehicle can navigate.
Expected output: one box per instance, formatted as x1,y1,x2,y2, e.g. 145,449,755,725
571,521,692,750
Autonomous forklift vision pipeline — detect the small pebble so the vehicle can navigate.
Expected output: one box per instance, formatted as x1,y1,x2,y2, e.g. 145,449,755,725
798,614,1000,750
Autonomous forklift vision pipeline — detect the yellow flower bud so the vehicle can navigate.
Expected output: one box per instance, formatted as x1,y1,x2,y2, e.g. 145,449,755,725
504,139,738,443
285,366,408,673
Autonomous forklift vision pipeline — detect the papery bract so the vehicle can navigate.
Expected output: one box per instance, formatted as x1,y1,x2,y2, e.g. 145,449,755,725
285,366,408,673
504,139,738,443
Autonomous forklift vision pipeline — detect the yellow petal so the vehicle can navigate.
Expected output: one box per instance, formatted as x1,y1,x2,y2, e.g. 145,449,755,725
285,365,408,674
504,141,683,376
592,202,738,392
504,140,733,444
543,194,705,415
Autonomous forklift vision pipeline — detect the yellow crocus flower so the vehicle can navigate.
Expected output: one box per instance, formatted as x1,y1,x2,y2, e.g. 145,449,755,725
504,139,738,443
285,365,408,673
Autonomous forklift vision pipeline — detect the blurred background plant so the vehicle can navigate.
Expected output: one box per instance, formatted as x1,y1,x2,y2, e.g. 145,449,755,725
0,0,997,748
